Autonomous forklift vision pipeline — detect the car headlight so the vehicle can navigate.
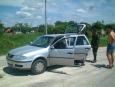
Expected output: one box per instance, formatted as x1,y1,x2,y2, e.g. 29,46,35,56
14,55,27,60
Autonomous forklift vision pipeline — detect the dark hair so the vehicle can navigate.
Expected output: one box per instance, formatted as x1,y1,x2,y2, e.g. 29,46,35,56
105,25,113,29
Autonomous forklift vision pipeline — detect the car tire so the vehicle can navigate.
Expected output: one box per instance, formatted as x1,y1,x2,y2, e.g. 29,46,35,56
31,59,47,75
81,59,85,66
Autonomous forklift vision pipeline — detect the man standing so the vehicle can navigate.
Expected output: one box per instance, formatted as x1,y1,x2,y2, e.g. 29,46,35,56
91,30,100,63
106,25,115,69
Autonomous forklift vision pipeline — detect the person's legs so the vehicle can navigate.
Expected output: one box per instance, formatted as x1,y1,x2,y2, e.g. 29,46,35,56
106,44,113,68
92,48,96,62
111,43,115,66
107,53,113,67
94,52,96,61
111,53,114,66
92,46,98,62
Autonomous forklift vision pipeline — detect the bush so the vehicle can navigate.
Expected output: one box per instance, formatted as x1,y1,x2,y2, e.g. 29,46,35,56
0,32,42,55
99,36,108,47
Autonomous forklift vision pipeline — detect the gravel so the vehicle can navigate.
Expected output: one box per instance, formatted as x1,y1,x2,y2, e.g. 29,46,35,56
0,47,115,87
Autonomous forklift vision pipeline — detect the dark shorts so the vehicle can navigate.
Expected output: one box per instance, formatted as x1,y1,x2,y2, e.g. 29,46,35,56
107,43,115,54
92,45,98,53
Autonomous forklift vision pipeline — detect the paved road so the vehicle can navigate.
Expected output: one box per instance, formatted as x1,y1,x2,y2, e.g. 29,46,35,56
0,47,115,87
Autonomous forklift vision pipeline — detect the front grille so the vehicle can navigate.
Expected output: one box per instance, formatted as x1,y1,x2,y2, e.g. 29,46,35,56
15,64,23,67
8,63,13,67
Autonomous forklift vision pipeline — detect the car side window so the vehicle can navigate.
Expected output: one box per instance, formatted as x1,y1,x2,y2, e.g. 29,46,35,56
76,36,89,45
67,37,76,47
54,38,66,49
51,36,63,45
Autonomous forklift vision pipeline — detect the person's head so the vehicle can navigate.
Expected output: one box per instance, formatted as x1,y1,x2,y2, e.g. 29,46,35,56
106,25,113,33
92,29,97,35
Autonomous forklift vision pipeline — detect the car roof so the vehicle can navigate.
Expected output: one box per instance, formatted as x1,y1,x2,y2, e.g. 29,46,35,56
44,34,64,37
44,34,85,37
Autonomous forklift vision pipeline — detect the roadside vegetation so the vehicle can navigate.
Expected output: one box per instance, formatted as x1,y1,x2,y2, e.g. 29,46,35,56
0,33,42,55
0,20,115,55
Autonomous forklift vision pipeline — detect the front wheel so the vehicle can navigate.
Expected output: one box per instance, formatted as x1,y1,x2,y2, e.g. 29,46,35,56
31,59,47,75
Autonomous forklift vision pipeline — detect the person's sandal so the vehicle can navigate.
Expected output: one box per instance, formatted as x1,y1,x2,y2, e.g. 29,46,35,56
106,65,113,69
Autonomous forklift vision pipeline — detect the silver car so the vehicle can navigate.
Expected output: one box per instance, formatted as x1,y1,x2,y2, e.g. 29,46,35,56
6,24,91,74
6,34,91,74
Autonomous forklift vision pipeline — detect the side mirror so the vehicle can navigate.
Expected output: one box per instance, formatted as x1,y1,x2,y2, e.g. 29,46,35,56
50,46,54,49
30,42,32,44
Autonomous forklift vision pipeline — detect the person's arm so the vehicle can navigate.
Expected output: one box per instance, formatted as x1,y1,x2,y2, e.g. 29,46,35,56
97,35,100,44
112,32,115,40
108,33,114,44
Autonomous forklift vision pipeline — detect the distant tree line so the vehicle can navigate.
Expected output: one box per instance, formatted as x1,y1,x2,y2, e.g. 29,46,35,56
0,20,5,35
0,20,115,37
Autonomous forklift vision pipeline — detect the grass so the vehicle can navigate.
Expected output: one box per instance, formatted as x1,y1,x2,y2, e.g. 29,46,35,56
0,33,108,56
0,32,42,56
99,36,108,47
88,36,108,47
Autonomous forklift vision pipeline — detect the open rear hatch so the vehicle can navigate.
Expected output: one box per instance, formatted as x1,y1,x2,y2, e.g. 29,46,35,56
65,24,86,34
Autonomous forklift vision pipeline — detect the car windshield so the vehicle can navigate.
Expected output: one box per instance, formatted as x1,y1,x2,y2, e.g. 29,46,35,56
31,36,54,47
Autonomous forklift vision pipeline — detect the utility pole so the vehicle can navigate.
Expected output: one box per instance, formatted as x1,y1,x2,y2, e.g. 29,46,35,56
45,0,47,34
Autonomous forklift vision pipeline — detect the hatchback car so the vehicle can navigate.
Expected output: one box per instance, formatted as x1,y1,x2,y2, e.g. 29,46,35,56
6,24,91,74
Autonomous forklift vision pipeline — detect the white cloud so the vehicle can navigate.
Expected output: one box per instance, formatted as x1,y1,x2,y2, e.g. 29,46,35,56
36,16,42,19
37,2,44,7
16,11,32,17
1,0,115,27
0,0,24,7
21,6,36,11
23,0,44,9
15,0,45,25
76,8,87,13
4,0,113,26
51,2,57,6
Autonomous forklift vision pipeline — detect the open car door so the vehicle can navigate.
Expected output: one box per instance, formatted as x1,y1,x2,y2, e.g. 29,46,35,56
74,35,91,63
49,36,76,66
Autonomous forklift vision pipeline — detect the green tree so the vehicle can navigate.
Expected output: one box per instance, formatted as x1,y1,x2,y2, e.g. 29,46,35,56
12,23,23,32
22,23,32,33
54,21,68,33
105,23,115,31
92,21,104,32
68,21,76,26
47,25,54,34
38,25,45,33
12,23,32,33
0,20,4,34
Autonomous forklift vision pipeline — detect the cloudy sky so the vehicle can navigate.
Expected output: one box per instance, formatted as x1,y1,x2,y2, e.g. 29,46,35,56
0,0,115,26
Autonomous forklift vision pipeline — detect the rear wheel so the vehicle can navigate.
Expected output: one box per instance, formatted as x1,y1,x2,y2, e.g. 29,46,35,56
81,55,86,66
81,60,85,66
31,59,47,75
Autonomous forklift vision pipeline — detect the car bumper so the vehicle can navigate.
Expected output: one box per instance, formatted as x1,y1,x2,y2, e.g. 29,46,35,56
7,59,32,70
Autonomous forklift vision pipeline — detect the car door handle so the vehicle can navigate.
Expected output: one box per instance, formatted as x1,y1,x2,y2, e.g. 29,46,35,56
67,52,73,54
85,48,90,50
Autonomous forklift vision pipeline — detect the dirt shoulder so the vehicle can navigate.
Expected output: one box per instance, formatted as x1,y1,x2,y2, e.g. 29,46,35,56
0,47,115,87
